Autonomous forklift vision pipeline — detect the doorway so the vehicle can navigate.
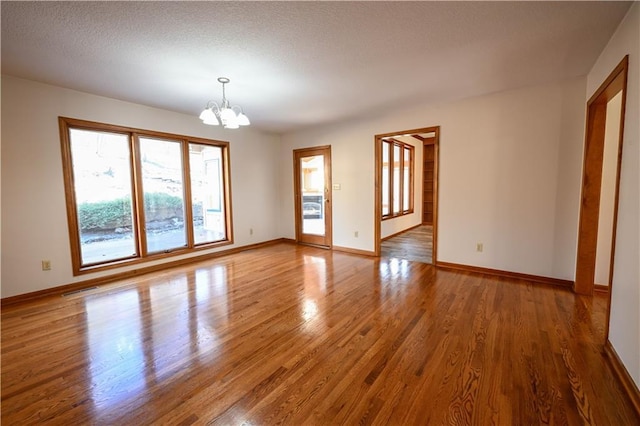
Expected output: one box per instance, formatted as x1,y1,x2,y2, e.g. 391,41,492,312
375,126,439,263
294,146,332,248
575,56,628,300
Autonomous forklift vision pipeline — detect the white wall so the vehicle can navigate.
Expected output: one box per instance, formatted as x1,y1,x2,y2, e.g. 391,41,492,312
1,76,281,298
280,77,586,279
587,3,640,389
1,74,589,299
551,79,589,280
594,92,622,286
278,120,377,253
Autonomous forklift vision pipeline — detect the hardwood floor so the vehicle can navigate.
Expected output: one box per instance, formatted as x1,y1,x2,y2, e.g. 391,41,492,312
381,224,432,264
2,243,637,425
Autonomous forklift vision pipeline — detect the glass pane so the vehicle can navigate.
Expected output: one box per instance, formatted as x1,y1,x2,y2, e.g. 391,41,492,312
301,155,325,236
382,141,390,216
189,143,226,244
403,147,411,211
139,137,187,253
69,129,137,265
393,144,401,214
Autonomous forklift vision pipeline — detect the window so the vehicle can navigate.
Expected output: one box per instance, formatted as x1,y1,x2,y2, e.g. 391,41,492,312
381,138,414,219
60,117,232,274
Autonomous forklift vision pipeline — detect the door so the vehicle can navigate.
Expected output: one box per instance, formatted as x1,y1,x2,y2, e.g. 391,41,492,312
575,56,628,297
294,146,332,247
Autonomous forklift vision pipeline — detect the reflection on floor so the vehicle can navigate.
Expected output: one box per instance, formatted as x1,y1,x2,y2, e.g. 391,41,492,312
381,224,432,264
2,243,638,424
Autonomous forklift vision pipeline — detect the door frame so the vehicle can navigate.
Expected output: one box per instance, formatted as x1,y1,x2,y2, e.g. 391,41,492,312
374,126,439,262
575,56,628,299
293,145,333,248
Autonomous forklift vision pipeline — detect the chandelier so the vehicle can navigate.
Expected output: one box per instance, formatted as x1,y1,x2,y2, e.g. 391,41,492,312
199,77,250,129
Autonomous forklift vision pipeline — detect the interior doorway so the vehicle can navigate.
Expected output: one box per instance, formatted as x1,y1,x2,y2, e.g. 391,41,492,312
575,56,628,301
374,126,439,264
293,146,332,248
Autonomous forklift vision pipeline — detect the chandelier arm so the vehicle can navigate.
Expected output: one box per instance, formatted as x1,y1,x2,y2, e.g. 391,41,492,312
203,100,219,110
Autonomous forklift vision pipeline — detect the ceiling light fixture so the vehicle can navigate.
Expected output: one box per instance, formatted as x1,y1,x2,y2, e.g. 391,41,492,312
199,77,250,129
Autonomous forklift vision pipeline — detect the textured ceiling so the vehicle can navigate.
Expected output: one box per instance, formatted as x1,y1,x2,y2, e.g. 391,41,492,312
1,1,632,133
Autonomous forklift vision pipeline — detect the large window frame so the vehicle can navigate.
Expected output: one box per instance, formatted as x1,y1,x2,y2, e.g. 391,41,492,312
381,138,414,220
59,117,233,275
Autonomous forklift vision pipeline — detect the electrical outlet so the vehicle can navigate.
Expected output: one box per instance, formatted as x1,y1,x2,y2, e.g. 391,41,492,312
354,231,359,238
476,243,483,253
42,260,51,271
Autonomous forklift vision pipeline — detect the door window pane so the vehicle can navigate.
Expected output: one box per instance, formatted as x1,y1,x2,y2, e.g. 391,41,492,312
69,129,137,265
189,143,226,244
139,137,187,253
301,155,325,236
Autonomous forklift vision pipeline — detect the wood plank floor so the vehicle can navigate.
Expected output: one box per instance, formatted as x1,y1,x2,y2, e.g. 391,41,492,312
381,225,432,264
2,243,637,425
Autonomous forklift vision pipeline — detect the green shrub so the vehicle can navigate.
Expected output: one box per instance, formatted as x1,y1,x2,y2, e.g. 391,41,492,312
78,197,132,232
144,192,183,210
78,193,184,232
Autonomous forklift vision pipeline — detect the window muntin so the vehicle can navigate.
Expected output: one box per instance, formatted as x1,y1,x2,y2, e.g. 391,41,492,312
381,139,414,220
60,118,232,274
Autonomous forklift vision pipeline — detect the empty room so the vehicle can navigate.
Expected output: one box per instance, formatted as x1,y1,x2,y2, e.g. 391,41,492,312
2,2,639,424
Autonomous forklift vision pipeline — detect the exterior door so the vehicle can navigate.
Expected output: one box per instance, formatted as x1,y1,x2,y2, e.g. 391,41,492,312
294,146,332,247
